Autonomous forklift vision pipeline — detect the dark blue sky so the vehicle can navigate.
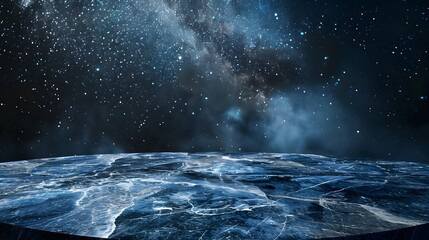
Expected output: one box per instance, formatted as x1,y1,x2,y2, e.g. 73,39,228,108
1,0,428,162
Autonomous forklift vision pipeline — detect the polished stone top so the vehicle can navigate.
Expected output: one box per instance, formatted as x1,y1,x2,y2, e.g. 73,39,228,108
0,153,428,239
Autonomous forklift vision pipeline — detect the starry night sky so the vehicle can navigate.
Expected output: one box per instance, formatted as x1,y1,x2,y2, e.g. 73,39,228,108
1,0,428,163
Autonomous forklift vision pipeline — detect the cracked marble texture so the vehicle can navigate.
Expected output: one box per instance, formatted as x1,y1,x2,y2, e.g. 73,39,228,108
0,153,428,239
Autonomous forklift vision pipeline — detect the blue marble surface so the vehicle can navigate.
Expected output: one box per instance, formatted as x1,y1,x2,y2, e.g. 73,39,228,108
0,153,428,239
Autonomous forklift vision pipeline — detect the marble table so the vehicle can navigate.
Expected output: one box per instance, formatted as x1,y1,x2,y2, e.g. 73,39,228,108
0,153,428,239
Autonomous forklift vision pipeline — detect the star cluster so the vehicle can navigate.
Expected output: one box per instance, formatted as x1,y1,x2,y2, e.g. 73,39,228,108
1,0,428,162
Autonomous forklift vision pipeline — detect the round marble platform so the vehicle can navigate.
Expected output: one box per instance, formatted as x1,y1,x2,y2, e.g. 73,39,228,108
0,153,428,239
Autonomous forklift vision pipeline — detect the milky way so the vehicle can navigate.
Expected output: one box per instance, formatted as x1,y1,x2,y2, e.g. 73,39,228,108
1,0,428,162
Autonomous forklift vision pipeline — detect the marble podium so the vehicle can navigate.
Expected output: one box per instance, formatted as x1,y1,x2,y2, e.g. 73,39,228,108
0,153,428,239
